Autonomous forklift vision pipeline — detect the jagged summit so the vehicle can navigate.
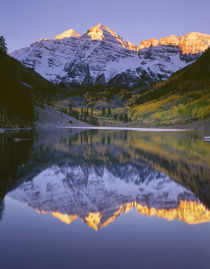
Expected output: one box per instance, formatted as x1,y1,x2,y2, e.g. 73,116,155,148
179,32,210,54
138,35,180,50
84,23,107,40
54,28,81,39
138,32,210,54
82,23,136,50
10,25,210,87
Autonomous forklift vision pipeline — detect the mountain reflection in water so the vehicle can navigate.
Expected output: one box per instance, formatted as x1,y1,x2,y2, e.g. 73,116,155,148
1,128,210,230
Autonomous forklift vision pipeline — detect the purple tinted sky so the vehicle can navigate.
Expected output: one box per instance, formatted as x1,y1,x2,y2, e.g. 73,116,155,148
1,0,210,52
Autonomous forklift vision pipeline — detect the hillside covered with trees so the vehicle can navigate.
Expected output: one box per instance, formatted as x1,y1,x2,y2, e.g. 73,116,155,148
0,36,61,128
127,48,210,125
58,49,210,127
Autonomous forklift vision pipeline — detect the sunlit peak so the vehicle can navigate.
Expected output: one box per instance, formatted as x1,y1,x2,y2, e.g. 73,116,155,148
38,38,51,42
87,24,105,40
86,23,136,50
96,23,103,27
54,29,81,40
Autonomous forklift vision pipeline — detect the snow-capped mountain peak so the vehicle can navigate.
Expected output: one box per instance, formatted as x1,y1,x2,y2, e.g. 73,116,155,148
86,23,106,41
84,23,137,50
10,25,210,87
54,29,81,40
138,35,180,50
179,32,210,54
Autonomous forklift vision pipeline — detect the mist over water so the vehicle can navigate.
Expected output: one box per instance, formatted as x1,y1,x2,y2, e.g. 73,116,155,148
0,129,210,268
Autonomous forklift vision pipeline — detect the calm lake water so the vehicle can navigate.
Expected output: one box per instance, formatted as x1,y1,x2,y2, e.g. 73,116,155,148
0,128,210,269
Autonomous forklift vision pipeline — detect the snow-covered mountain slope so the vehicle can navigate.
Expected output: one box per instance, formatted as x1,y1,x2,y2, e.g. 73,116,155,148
9,164,210,229
10,24,210,87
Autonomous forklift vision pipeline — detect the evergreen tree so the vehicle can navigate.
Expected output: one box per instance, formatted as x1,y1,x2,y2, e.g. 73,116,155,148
0,36,7,56
124,113,128,123
102,107,106,116
119,114,123,121
84,114,87,122
68,103,73,112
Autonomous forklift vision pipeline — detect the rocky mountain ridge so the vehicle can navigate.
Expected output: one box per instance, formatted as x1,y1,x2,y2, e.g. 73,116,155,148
10,24,210,87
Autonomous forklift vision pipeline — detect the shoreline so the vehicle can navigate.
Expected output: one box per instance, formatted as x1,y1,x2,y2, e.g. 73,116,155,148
0,127,33,133
1,106,209,133
64,126,191,132
1,117,209,133
0,124,206,133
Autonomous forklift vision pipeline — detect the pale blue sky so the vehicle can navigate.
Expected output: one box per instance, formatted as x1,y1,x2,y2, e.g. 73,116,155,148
1,0,210,52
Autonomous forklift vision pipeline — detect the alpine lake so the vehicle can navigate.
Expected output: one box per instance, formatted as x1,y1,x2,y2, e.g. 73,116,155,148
0,128,210,269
